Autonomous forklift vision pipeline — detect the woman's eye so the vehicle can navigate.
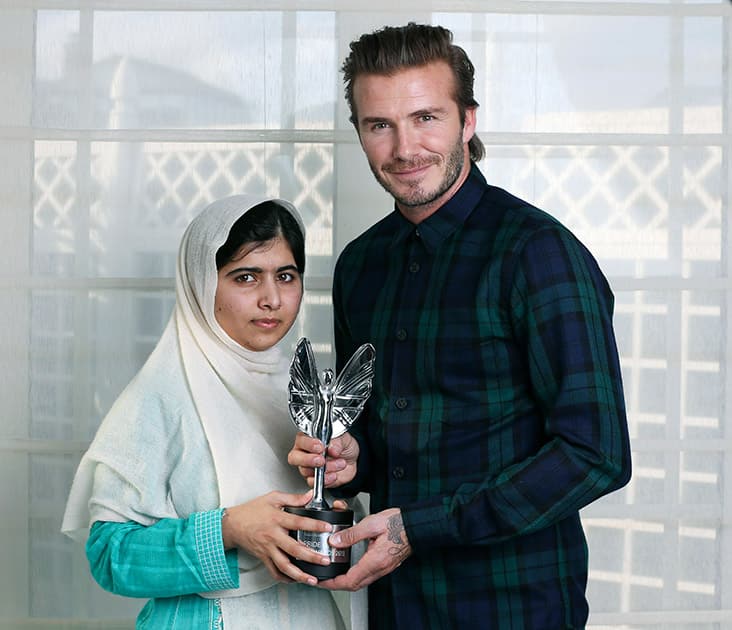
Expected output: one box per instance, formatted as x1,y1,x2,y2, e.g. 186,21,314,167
234,273,255,283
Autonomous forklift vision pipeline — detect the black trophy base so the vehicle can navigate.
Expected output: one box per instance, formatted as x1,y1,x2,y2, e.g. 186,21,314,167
284,506,354,580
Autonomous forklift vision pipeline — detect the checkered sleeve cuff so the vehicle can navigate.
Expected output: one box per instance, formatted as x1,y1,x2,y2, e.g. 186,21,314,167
194,509,238,591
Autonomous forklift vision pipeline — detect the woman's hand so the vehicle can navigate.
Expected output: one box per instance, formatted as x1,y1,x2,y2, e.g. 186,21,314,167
221,490,333,586
287,431,359,488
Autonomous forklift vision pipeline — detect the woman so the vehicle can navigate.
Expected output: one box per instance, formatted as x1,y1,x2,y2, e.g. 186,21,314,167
62,195,346,629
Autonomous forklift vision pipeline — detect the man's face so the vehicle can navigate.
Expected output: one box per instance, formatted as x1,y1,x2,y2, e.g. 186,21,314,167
352,61,476,222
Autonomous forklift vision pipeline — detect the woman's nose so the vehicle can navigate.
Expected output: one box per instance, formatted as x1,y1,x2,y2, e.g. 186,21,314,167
258,278,281,310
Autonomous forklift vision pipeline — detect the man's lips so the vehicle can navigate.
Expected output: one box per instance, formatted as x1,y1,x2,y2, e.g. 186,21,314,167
385,160,436,178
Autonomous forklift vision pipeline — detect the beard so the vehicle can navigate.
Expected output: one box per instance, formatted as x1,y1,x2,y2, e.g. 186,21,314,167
370,133,466,209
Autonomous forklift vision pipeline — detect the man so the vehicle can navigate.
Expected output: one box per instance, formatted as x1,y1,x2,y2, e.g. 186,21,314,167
290,22,631,629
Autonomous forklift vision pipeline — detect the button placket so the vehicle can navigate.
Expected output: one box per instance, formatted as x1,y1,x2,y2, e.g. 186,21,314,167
385,228,422,492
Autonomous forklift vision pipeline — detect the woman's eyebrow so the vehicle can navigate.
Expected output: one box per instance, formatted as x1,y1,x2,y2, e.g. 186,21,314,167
225,265,261,277
225,263,298,277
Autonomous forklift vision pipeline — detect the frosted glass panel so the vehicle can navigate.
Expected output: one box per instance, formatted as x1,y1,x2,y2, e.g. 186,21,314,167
33,140,334,277
451,14,722,134
27,452,144,620
537,16,672,133
34,11,337,130
483,145,722,278
615,290,725,440
683,18,724,133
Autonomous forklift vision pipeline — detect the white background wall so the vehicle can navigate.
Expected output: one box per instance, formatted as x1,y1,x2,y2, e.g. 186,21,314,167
0,2,730,628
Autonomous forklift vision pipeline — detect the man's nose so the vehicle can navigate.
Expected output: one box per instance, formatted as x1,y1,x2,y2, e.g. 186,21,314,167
393,125,417,160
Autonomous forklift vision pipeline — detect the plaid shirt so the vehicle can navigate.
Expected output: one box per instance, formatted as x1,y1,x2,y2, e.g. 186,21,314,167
333,164,631,629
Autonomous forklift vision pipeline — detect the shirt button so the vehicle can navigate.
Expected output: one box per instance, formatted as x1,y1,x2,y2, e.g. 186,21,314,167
396,328,407,341
395,398,408,410
408,261,420,273
392,466,405,479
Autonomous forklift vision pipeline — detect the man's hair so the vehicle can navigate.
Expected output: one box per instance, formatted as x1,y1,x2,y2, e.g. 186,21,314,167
341,22,485,162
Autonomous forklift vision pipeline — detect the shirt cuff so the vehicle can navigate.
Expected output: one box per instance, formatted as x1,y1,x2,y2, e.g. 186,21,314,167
194,508,239,591
401,497,456,553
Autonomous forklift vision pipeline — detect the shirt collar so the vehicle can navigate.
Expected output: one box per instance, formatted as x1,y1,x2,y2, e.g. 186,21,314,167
388,163,487,254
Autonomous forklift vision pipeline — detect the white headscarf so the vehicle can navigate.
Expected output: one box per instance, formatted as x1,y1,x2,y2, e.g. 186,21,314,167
62,194,306,595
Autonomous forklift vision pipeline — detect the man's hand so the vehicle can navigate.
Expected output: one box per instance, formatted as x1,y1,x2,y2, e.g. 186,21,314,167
316,508,411,591
287,431,359,488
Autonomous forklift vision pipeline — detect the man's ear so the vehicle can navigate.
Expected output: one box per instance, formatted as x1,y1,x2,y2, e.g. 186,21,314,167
462,106,477,144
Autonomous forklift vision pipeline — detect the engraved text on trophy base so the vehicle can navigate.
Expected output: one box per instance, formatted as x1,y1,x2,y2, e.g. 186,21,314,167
295,526,350,563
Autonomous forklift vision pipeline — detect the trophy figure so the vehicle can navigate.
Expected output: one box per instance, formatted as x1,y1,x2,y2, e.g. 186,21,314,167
284,337,375,579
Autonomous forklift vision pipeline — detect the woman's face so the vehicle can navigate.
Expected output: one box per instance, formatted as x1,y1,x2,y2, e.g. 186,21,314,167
214,236,303,352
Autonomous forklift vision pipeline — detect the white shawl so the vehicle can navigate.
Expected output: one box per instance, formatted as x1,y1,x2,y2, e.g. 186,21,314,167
62,194,306,596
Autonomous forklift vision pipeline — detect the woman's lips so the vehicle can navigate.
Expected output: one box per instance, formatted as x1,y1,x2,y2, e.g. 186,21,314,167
253,318,279,329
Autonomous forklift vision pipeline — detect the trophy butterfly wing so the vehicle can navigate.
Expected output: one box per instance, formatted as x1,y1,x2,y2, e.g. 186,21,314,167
288,338,320,437
331,343,376,438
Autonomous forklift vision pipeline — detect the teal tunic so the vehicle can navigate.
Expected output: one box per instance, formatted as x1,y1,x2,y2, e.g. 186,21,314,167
87,511,345,629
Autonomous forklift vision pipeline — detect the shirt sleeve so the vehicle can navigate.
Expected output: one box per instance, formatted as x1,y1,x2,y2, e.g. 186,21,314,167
86,509,239,598
330,253,373,498
401,225,632,552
